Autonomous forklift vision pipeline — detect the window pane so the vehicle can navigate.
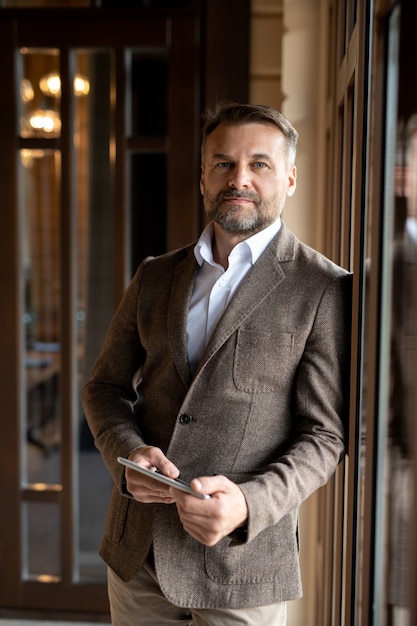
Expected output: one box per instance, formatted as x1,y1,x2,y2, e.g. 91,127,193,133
19,48,114,583
385,13,416,623
76,49,114,582
20,149,62,484
19,49,61,139
22,501,61,580
130,51,168,137
130,152,167,272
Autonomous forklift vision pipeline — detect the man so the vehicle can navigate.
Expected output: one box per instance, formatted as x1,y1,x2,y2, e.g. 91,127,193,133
388,113,417,625
82,102,351,625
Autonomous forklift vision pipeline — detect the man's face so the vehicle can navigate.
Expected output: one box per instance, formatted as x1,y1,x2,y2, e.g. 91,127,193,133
200,122,297,235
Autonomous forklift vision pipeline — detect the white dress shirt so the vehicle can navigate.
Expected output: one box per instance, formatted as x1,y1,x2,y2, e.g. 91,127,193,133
186,218,282,373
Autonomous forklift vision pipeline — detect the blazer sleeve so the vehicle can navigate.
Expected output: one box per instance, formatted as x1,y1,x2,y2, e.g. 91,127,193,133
238,272,351,541
82,263,148,489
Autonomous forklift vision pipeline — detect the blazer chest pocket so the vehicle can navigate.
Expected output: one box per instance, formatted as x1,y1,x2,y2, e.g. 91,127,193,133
233,329,295,392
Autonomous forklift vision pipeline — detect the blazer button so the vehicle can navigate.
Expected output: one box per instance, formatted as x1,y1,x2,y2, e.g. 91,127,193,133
179,413,192,425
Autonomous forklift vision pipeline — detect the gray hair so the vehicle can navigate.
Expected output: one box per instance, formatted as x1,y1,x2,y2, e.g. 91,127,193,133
201,101,298,166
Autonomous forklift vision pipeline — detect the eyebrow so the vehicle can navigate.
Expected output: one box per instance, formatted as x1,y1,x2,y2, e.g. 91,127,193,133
252,153,272,161
210,152,272,161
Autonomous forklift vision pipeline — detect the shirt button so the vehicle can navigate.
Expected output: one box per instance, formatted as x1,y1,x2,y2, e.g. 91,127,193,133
179,413,192,425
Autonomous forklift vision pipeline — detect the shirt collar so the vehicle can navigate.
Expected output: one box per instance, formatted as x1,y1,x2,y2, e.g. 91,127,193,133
194,218,282,267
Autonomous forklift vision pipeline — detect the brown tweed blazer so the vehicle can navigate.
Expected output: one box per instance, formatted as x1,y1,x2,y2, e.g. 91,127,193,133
82,222,352,609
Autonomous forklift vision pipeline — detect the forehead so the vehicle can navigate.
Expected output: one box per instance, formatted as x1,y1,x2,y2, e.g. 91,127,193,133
204,122,285,157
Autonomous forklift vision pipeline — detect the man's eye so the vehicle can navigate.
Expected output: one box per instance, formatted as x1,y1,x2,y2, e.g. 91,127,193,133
216,162,231,168
254,162,267,168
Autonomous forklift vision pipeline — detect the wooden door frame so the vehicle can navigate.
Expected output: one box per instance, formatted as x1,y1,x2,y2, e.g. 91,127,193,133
0,2,249,617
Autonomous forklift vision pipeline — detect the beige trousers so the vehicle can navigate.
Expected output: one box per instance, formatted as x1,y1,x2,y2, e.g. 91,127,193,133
107,559,287,626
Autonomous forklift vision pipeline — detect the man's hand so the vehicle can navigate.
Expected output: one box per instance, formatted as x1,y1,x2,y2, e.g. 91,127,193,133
173,475,249,546
125,446,180,504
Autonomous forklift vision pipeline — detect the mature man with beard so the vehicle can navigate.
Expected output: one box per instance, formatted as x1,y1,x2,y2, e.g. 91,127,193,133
82,102,352,626
388,113,417,626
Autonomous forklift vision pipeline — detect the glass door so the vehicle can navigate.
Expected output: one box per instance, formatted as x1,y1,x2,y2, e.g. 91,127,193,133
0,9,200,613
18,45,115,587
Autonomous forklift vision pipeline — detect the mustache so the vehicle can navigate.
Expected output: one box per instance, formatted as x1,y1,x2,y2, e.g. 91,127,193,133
218,189,259,202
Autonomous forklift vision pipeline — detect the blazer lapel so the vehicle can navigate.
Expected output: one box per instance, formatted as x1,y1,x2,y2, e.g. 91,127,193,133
167,246,199,386
197,224,297,373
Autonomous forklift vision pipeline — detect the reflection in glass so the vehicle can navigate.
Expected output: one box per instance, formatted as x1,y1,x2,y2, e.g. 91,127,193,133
358,9,412,625
386,113,417,626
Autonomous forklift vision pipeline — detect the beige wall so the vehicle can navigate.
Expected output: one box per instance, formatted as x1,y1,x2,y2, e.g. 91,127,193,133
249,0,284,110
249,2,328,624
250,0,327,253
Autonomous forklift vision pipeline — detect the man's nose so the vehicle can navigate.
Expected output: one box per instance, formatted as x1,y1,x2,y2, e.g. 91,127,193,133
228,165,251,189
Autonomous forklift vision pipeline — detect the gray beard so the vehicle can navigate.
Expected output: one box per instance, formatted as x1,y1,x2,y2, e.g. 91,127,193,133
209,206,274,234
205,190,279,235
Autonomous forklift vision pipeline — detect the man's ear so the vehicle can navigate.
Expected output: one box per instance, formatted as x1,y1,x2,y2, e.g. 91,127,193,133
200,167,205,195
287,165,297,197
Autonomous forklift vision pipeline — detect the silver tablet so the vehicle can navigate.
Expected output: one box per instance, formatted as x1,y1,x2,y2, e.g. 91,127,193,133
117,456,210,500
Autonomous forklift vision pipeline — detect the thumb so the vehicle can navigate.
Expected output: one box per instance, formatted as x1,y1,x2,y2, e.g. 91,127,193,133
191,478,204,492
191,474,225,496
